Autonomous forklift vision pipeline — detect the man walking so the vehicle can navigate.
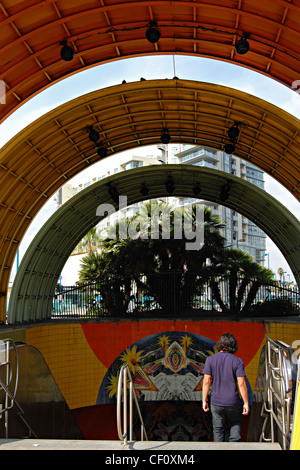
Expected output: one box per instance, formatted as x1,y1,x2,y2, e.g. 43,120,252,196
202,333,249,442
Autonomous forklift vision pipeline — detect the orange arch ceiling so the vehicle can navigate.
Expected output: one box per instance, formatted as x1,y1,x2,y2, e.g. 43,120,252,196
1,0,300,124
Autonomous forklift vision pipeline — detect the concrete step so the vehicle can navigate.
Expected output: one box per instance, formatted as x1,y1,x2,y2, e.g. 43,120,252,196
0,439,282,451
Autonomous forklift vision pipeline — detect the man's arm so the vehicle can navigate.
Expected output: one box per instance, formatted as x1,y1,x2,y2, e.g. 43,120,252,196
202,374,212,412
237,376,250,415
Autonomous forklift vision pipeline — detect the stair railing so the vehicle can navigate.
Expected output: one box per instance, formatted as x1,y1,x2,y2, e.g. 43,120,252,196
117,363,148,445
259,338,295,449
0,339,37,438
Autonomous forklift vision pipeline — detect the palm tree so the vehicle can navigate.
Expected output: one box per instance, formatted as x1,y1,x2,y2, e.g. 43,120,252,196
79,202,226,314
80,227,100,254
77,203,276,316
78,250,104,283
78,250,132,315
211,248,274,315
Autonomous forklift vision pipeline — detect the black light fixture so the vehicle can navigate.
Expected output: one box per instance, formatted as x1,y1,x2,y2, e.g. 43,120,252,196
146,21,161,43
107,183,119,204
60,40,74,61
219,181,231,202
165,176,175,195
97,146,108,158
192,183,202,196
225,120,248,154
227,122,240,140
160,128,171,144
87,126,100,143
140,183,149,197
235,33,250,55
224,142,236,155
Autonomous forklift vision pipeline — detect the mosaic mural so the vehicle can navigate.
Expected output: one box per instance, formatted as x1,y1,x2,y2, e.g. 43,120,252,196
97,331,216,404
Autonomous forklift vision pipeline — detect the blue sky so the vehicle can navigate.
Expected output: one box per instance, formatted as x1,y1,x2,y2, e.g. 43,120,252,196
0,55,299,283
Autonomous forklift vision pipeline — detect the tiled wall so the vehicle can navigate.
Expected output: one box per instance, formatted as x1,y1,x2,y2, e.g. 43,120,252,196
1,319,300,410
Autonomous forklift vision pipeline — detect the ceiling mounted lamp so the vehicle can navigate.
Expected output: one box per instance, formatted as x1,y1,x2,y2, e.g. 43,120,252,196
87,126,100,143
146,21,161,43
224,142,236,155
227,121,241,140
160,128,171,144
140,183,149,197
225,120,248,154
107,183,119,204
219,181,231,203
192,183,202,196
165,176,175,195
97,146,108,158
235,33,250,55
60,40,75,61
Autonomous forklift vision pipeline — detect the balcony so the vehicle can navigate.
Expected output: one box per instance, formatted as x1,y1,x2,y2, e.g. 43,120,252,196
180,148,219,165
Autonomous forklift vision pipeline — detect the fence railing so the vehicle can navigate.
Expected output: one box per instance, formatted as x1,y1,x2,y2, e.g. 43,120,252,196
52,272,299,319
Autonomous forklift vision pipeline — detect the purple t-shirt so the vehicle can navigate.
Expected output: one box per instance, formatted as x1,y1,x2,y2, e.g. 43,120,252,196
203,352,246,407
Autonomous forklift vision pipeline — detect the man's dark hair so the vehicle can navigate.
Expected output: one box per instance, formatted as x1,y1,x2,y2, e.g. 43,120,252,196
216,333,238,354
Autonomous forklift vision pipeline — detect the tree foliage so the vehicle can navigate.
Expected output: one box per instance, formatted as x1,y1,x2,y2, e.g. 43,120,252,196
77,202,274,315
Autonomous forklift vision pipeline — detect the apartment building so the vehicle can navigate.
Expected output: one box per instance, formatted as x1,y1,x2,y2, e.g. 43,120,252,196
168,144,266,263
56,144,266,263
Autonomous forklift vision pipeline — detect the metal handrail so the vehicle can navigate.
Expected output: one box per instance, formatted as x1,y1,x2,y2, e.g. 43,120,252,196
259,338,295,450
117,363,148,445
0,339,37,439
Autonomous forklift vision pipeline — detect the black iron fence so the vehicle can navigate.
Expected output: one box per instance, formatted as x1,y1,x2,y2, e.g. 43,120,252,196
52,273,300,319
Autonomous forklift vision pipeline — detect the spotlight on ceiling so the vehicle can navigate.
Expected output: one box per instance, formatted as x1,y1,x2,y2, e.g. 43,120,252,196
225,120,248,154
107,183,119,204
97,146,108,158
192,183,202,196
140,183,149,197
235,33,250,55
87,126,100,143
160,128,171,144
227,122,240,140
224,142,236,155
60,40,74,61
165,176,175,195
219,181,231,203
146,21,161,43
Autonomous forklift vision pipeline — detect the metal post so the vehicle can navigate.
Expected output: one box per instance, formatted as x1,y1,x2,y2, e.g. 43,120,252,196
123,366,127,445
129,381,133,441
116,363,148,445
4,341,9,438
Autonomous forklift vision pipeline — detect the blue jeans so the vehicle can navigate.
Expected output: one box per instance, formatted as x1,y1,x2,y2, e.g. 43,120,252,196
210,403,243,442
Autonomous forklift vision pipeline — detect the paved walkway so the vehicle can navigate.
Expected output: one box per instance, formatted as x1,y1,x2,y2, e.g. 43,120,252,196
0,439,282,450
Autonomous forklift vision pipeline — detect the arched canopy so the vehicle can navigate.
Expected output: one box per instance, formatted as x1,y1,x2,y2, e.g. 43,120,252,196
8,164,300,324
1,78,300,322
1,0,300,123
